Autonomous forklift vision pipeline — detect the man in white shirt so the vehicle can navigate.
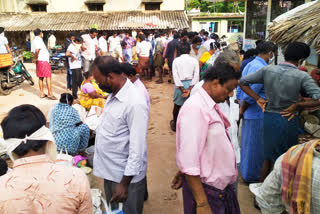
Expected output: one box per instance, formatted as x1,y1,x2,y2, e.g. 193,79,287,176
92,56,149,214
99,32,108,56
47,31,56,55
136,34,152,80
108,33,121,56
0,27,11,55
66,36,83,99
170,42,199,132
81,28,98,73
31,28,56,100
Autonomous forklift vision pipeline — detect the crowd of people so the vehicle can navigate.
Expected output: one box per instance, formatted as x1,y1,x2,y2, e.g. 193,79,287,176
1,25,320,214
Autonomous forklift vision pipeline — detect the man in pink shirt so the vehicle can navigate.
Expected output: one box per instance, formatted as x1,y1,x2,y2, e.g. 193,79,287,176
175,63,241,214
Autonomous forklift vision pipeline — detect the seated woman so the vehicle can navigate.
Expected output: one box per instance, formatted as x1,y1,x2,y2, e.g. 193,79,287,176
0,104,92,213
50,93,90,154
80,70,108,111
199,41,220,78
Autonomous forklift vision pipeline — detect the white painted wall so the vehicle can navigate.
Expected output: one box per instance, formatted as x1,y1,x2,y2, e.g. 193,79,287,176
0,0,185,13
192,19,243,38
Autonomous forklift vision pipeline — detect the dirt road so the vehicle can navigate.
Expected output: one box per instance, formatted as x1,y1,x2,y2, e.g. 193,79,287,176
0,64,260,214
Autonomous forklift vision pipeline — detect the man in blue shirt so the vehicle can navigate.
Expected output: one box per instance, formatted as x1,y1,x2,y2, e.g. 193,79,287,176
236,48,258,102
239,41,278,183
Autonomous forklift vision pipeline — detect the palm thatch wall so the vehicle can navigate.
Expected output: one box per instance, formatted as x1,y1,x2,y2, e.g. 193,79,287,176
268,1,320,53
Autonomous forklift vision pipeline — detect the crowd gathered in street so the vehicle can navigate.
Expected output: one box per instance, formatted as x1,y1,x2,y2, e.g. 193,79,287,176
1,24,320,214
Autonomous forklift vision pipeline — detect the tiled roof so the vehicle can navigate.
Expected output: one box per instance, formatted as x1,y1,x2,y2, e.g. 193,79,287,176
0,11,189,31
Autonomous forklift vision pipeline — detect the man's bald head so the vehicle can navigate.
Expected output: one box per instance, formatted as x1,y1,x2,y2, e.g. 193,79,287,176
92,56,122,77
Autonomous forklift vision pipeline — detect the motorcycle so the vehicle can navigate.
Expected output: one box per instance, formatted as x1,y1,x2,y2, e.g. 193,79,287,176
0,51,34,96
50,46,66,72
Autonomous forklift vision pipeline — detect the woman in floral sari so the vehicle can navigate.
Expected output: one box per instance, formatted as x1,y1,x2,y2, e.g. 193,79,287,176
80,70,108,111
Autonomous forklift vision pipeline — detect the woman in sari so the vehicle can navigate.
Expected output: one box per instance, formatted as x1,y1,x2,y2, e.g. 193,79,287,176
50,93,90,154
199,41,220,78
80,70,108,111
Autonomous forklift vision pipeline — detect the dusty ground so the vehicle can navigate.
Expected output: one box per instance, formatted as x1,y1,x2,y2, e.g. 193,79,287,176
0,63,260,214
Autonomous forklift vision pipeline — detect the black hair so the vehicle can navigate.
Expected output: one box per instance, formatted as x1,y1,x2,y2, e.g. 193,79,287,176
67,32,76,39
0,158,8,176
203,63,241,84
179,42,191,54
243,48,258,60
240,50,245,55
102,31,108,36
181,31,188,38
74,36,83,43
210,33,219,40
154,33,160,39
1,105,47,157
121,41,127,47
192,36,202,44
60,93,74,105
210,41,220,50
173,33,180,40
139,34,146,41
34,28,41,36
255,40,263,47
121,62,137,77
89,28,98,34
284,42,310,62
93,56,122,77
204,31,209,36
256,41,278,54
188,31,195,39
83,70,92,79
49,31,54,35
0,27,4,34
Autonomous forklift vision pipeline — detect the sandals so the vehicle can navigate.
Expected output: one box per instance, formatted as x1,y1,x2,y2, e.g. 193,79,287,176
40,94,47,99
47,95,57,100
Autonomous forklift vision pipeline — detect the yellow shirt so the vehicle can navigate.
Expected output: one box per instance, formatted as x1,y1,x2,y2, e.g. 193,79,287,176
200,51,212,64
0,155,93,214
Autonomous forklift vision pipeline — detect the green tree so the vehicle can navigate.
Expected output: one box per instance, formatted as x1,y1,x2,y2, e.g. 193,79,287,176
187,0,245,13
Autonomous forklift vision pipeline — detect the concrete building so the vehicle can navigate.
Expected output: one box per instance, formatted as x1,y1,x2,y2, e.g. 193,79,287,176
0,0,188,48
190,13,244,38
0,0,184,13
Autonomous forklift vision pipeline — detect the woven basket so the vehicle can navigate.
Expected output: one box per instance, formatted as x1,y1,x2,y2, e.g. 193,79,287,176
0,54,13,69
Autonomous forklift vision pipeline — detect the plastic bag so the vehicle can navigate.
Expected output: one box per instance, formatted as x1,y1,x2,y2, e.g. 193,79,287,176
85,106,103,131
91,189,123,214
56,148,73,167
73,104,87,122
101,197,123,214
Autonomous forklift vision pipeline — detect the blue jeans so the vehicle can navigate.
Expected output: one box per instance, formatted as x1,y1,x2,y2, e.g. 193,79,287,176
67,68,72,89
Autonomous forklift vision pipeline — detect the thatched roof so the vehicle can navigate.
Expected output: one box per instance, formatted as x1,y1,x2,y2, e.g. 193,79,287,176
0,11,189,31
268,1,320,53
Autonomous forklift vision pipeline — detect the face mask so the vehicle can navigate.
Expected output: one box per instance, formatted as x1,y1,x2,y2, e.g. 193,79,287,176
99,83,113,93
148,36,153,41
0,32,4,36
165,36,168,39
195,45,201,49
269,55,275,65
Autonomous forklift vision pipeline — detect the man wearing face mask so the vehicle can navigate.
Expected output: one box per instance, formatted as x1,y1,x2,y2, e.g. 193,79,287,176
190,36,202,61
92,56,149,214
239,42,320,182
237,41,278,183
66,36,83,99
